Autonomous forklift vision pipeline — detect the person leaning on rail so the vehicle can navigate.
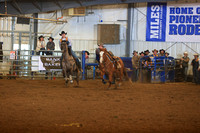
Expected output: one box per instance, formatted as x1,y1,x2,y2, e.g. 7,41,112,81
165,52,169,57
46,37,55,56
36,35,46,55
144,50,150,56
159,49,165,57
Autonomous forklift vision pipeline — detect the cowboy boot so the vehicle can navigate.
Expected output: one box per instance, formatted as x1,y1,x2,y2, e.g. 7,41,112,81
75,58,83,72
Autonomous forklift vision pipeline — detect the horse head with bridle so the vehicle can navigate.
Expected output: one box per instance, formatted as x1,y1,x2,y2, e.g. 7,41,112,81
99,48,129,89
61,41,80,86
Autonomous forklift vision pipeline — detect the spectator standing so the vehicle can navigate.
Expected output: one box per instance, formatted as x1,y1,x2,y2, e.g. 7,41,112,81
181,52,190,82
159,49,165,57
165,52,169,57
131,50,140,82
191,53,200,84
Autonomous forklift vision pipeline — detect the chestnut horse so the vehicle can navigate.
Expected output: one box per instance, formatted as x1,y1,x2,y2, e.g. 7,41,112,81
61,41,80,86
99,48,128,89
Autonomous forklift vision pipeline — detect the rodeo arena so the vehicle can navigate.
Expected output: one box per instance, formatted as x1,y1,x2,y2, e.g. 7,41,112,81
0,0,200,132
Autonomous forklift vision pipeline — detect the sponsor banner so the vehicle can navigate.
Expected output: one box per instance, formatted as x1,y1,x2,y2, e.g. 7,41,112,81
146,3,200,42
40,56,61,70
146,2,167,42
166,3,200,42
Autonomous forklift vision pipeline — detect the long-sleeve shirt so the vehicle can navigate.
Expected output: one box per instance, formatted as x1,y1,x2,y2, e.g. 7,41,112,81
59,37,72,49
36,40,46,52
191,58,200,69
46,42,55,50
132,55,140,68
181,56,190,67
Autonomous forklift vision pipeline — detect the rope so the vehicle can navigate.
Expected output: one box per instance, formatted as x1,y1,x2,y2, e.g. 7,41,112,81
165,42,177,51
182,42,199,54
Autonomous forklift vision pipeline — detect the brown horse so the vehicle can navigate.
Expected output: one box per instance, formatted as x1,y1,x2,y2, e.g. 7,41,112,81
99,48,128,89
61,41,80,86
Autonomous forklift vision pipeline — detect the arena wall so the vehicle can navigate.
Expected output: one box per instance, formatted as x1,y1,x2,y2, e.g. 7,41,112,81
0,0,200,75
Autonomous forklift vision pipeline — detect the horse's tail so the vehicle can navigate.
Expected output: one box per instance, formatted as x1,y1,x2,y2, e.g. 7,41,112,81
118,58,129,81
123,67,129,81
123,67,134,88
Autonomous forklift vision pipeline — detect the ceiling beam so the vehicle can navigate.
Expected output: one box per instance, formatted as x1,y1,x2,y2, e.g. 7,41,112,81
76,0,83,6
54,0,62,9
32,0,42,12
0,13,68,23
10,0,23,14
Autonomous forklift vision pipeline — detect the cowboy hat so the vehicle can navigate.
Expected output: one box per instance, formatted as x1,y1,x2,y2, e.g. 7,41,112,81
159,49,165,53
152,49,158,52
139,52,144,55
59,31,67,36
48,37,54,41
132,50,138,54
97,43,104,47
144,50,150,53
38,35,44,40
85,51,90,55
193,53,199,56
184,52,188,55
165,52,169,55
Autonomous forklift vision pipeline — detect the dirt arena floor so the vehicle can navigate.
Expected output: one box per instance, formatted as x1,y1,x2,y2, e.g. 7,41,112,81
0,79,200,133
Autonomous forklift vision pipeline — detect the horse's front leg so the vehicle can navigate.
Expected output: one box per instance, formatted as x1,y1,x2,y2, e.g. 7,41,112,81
64,71,69,86
65,72,70,85
101,70,106,84
69,70,73,84
62,62,66,78
117,69,123,87
108,72,113,89
75,69,80,86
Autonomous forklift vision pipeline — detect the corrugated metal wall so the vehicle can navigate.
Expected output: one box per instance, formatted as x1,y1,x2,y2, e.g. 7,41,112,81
37,0,200,60
0,0,199,64
132,1,200,56
0,17,12,55
130,1,200,74
38,4,128,57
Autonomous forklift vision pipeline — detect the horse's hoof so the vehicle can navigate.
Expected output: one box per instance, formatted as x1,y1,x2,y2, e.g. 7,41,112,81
118,83,122,87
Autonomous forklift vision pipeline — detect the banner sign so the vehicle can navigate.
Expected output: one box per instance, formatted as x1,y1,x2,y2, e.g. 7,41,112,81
146,3,200,42
40,57,61,70
146,2,167,42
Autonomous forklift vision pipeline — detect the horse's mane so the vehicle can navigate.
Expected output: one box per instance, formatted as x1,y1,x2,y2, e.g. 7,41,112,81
100,48,108,53
61,41,68,52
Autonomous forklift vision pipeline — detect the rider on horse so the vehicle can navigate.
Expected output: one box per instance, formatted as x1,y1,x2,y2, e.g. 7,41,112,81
59,31,81,70
97,43,120,68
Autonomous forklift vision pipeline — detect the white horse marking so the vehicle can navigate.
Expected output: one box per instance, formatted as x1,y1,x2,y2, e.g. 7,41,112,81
69,75,73,83
100,51,104,63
